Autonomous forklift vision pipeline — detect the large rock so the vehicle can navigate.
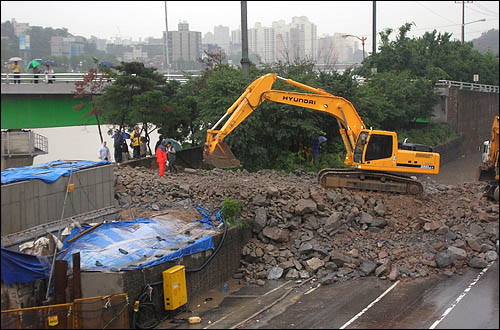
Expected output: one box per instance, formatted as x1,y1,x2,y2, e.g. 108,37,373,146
359,212,373,225
295,199,317,215
305,257,325,273
324,212,343,234
468,257,488,269
252,194,267,206
253,207,267,233
267,266,284,280
447,246,467,260
435,252,454,268
359,260,377,276
262,227,289,242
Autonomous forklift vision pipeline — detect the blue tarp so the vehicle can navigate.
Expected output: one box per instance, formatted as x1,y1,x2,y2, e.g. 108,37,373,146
1,247,52,285
1,160,110,185
1,206,221,284
57,217,216,272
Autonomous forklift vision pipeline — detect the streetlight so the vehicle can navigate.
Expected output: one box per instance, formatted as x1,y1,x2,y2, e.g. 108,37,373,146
462,18,486,44
343,34,367,63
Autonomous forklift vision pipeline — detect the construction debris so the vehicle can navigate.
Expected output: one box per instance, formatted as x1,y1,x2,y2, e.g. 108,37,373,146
113,166,499,285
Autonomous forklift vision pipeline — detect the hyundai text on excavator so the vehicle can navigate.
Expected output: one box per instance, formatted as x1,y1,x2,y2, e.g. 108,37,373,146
202,73,440,195
478,115,499,201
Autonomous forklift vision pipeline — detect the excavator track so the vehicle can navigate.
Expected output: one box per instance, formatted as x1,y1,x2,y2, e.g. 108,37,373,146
317,168,424,195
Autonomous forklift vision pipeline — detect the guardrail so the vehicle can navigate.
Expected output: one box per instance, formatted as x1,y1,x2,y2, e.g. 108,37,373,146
1,72,198,84
436,80,499,93
1,130,49,157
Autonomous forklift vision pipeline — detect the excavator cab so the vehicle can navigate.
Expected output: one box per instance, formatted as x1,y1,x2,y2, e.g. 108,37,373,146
352,131,395,166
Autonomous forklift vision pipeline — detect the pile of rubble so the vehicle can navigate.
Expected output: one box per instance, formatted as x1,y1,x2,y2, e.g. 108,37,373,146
113,166,499,285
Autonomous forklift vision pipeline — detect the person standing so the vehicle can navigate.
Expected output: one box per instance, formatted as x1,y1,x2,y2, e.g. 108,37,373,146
98,141,111,161
155,135,164,153
166,142,178,174
155,140,167,177
11,61,21,84
112,129,125,163
44,65,55,83
129,126,143,159
33,66,40,84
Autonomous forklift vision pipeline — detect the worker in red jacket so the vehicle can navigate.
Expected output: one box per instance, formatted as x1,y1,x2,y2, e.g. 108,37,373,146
155,140,168,177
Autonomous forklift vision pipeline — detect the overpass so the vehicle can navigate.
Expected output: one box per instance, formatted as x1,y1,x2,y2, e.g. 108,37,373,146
1,72,197,129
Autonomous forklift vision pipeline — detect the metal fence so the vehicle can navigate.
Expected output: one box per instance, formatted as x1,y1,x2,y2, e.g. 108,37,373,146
1,72,197,84
1,130,49,157
435,80,499,93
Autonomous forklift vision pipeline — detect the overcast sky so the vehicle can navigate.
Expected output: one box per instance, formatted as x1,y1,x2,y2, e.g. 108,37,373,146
1,1,498,51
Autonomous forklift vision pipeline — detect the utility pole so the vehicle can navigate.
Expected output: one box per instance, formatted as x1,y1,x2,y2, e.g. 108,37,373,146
164,1,170,79
240,1,250,76
372,1,376,56
456,1,473,44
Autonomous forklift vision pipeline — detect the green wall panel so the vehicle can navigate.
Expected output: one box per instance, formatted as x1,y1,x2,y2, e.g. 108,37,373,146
1,95,108,129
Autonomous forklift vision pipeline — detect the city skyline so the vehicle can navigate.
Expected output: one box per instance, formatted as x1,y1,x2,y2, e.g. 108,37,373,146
2,1,499,52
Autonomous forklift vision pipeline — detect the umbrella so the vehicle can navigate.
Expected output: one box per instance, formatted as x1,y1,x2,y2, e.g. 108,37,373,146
41,60,56,66
164,138,182,151
26,59,42,70
8,57,22,62
100,61,115,67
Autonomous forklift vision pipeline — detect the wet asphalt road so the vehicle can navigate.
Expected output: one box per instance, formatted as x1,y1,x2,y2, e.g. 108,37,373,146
161,261,498,329
242,261,499,329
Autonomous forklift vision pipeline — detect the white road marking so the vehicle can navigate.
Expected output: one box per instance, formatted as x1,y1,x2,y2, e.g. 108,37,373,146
304,283,321,295
204,280,292,329
339,280,400,329
429,261,494,329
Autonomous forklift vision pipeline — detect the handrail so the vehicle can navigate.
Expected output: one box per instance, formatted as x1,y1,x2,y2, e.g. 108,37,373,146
1,130,49,157
0,72,198,84
435,80,499,93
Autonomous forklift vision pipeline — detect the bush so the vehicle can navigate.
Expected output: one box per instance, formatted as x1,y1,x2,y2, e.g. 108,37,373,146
220,197,248,227
398,124,457,147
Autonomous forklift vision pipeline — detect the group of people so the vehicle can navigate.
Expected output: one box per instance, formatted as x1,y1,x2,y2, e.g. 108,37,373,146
9,60,55,84
110,126,147,163
99,126,178,176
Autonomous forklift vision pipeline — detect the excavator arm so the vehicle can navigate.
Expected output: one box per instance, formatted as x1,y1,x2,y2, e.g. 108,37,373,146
204,73,366,168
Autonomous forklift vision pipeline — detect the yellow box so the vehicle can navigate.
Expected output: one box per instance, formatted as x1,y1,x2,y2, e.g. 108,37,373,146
162,265,187,310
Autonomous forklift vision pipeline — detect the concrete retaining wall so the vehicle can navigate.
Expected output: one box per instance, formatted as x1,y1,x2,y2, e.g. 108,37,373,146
1,164,115,235
445,89,499,153
434,135,464,166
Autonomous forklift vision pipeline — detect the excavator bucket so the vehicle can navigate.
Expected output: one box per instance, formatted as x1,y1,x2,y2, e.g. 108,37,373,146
203,142,241,168
478,166,496,182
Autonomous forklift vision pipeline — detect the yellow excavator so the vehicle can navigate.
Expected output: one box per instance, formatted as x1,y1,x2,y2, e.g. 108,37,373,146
203,73,440,195
478,115,499,201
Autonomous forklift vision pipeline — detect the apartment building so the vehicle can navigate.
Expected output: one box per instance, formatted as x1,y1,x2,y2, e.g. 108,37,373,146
165,21,202,70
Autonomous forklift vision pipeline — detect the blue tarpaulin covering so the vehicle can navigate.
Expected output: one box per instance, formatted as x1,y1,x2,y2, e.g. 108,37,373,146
1,206,221,284
1,247,52,285
57,217,216,272
1,160,110,185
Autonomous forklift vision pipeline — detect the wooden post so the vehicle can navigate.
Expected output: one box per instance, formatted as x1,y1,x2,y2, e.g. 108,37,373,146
72,253,82,300
54,260,68,304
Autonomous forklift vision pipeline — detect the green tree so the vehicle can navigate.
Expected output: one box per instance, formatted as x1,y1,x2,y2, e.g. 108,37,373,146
95,62,179,151
354,71,439,130
358,23,499,85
